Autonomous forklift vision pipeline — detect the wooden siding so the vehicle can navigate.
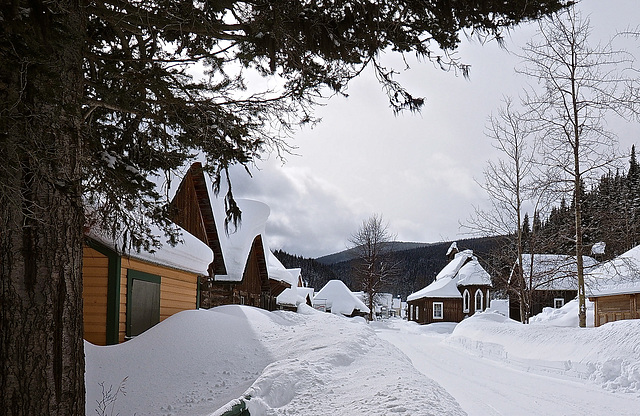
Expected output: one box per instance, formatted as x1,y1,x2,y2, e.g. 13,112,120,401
82,247,109,345
118,257,199,343
592,294,640,327
408,298,463,325
171,172,209,245
170,162,226,275
460,285,491,316
509,289,577,322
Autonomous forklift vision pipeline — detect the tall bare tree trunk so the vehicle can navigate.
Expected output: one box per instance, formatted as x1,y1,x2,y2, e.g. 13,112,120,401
1,2,86,414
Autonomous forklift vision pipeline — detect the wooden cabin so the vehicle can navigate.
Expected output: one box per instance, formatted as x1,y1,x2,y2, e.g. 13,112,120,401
407,249,492,325
170,162,290,311
587,245,640,327
509,254,598,321
82,227,213,345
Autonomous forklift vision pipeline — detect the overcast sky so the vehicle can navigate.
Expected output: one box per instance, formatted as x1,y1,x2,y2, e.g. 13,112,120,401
221,0,640,259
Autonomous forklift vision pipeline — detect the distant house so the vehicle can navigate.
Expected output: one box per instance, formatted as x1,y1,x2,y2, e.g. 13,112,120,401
170,163,290,311
312,280,370,317
83,224,213,346
276,268,309,311
407,248,492,325
587,245,640,327
509,254,598,321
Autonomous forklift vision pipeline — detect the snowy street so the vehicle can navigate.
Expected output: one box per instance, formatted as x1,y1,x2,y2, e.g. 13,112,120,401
86,304,640,415
376,320,640,416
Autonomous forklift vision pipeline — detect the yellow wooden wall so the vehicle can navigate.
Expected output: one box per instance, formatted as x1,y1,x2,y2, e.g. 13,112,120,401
118,257,199,343
82,247,109,345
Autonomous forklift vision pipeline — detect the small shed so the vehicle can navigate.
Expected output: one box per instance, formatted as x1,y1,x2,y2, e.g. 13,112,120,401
83,224,213,345
312,280,370,317
587,245,640,327
407,249,491,325
509,254,598,320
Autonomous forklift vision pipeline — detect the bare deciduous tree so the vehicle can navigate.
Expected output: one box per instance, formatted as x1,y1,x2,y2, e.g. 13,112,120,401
518,7,634,327
349,214,399,321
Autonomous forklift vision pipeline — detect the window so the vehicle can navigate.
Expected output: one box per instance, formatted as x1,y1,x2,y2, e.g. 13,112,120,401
463,289,470,313
475,289,483,312
554,298,565,309
416,306,419,321
433,302,443,319
127,270,161,337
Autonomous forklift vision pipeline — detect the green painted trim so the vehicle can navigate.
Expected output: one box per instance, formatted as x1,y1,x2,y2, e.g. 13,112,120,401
220,398,250,416
196,275,201,309
126,269,161,338
86,239,121,345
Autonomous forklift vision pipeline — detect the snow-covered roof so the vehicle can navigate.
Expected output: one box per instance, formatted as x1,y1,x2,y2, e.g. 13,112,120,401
457,259,492,286
516,254,598,291
87,223,213,275
407,250,491,301
446,242,458,256
210,198,267,281
591,242,606,255
586,245,640,297
313,280,370,316
276,268,303,307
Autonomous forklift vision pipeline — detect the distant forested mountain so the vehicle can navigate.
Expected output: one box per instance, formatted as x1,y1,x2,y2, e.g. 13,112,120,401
273,236,502,299
314,242,433,265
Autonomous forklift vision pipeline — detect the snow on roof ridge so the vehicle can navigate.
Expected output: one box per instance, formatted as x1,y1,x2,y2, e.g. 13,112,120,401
313,280,370,315
586,244,640,297
407,250,491,301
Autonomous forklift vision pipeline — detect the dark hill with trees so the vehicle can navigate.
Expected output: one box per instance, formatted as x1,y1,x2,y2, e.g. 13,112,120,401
274,236,503,299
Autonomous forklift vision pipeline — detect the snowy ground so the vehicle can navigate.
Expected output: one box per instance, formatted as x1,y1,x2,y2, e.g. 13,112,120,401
86,301,640,415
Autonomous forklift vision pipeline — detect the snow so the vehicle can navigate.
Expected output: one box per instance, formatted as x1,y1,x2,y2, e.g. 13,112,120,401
87,223,213,275
592,241,606,255
85,305,463,415
516,254,599,290
446,241,458,256
456,258,491,286
312,280,370,316
587,244,640,297
407,250,490,301
86,301,640,416
211,198,270,282
275,268,302,308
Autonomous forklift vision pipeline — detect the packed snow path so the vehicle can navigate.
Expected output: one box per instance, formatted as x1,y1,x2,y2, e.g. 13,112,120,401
375,320,640,416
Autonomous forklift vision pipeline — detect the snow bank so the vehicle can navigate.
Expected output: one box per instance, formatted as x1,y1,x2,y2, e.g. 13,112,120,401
529,298,595,327
448,311,640,393
86,305,464,415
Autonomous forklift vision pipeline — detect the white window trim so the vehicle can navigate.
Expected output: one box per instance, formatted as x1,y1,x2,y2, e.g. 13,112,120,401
463,289,470,313
475,289,483,312
416,306,419,321
433,302,443,320
554,298,565,309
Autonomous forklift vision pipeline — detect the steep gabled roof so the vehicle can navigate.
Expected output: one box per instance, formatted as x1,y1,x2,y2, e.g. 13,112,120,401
407,250,491,301
587,245,640,297
170,162,226,274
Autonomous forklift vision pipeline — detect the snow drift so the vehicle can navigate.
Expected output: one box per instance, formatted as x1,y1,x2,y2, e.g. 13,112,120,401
85,305,464,415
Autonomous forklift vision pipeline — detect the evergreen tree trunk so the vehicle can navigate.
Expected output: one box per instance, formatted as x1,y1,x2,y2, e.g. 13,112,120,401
1,2,86,414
